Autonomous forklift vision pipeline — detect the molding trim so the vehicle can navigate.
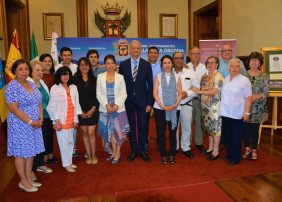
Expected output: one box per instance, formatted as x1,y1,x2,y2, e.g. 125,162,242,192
137,0,148,38
76,0,88,37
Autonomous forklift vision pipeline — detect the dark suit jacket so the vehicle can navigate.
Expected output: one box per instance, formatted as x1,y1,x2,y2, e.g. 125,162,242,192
119,58,153,107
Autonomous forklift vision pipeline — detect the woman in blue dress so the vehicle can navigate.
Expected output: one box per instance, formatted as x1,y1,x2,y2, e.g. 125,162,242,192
97,55,129,164
5,59,45,192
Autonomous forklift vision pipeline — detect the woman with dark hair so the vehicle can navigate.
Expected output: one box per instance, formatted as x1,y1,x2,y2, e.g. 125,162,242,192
47,67,82,172
5,59,44,192
73,57,99,164
97,54,129,164
39,53,58,165
191,56,224,161
153,55,182,165
40,54,55,90
241,52,269,160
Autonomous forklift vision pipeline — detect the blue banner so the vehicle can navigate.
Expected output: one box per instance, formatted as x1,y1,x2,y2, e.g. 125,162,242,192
57,38,186,65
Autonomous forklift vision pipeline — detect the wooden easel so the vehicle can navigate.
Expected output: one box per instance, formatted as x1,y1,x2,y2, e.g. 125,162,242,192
258,95,282,144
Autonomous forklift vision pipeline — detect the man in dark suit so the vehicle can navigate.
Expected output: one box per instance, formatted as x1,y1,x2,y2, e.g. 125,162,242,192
119,40,153,162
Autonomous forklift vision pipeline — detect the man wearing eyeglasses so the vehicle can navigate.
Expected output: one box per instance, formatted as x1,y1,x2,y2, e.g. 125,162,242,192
173,52,200,159
186,47,207,153
218,44,246,78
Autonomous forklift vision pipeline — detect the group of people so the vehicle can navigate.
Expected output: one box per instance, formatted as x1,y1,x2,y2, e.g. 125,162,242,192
5,40,269,192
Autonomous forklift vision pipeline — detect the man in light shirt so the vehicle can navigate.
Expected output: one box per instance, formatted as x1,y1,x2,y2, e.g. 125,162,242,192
55,47,78,157
218,44,246,79
186,46,207,152
174,52,200,159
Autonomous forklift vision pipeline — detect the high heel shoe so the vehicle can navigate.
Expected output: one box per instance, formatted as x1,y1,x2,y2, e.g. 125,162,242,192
251,150,258,161
161,157,167,165
242,149,252,159
32,182,42,188
169,156,175,164
19,183,38,192
207,154,219,161
107,156,115,161
112,155,121,164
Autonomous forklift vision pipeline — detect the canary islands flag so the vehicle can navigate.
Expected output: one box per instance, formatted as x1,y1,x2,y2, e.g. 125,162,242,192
0,56,8,122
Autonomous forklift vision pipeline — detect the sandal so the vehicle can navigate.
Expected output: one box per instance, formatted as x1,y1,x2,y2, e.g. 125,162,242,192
251,150,258,161
161,157,167,165
169,156,175,164
242,149,252,159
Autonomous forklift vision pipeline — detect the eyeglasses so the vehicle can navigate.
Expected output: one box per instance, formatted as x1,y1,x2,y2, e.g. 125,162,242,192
250,59,259,62
221,49,232,52
174,57,184,60
79,63,89,67
206,62,217,65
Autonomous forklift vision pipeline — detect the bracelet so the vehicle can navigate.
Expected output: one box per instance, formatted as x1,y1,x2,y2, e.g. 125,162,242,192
28,120,33,125
245,112,251,115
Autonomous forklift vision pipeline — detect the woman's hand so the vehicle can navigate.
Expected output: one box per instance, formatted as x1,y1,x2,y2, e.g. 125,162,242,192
112,104,119,112
80,111,87,118
166,104,177,112
30,121,42,129
241,114,250,122
85,108,95,118
106,104,113,113
72,122,78,128
55,120,62,131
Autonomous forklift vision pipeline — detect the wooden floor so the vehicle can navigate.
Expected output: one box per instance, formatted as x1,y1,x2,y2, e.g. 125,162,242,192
0,128,281,202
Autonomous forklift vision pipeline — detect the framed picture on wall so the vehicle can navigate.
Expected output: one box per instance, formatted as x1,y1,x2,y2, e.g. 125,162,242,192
261,47,282,96
43,12,64,40
159,14,178,38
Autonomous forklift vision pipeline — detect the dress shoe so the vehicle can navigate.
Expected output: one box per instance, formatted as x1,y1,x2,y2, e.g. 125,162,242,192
19,183,38,192
31,182,42,188
107,156,115,161
169,156,176,164
112,155,121,164
51,156,59,163
37,166,53,173
139,152,151,162
227,161,238,166
71,164,77,169
207,154,219,161
127,152,137,162
222,156,229,161
64,167,76,173
196,145,205,152
44,158,54,165
183,150,194,159
161,157,167,165
200,150,213,155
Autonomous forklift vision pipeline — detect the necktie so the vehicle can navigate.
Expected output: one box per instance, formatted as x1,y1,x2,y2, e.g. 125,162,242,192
133,60,137,81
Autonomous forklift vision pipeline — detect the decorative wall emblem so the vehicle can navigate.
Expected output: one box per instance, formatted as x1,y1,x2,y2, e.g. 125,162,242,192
95,3,131,38
113,39,129,57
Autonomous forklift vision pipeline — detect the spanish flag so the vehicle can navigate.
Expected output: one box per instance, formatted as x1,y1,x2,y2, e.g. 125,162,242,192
0,56,8,122
5,29,22,83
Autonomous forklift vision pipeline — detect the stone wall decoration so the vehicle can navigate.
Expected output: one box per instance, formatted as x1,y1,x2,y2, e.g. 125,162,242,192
95,3,131,38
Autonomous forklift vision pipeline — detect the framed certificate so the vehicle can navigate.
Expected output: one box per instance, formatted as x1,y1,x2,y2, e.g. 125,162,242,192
159,14,178,38
43,12,64,40
261,47,282,96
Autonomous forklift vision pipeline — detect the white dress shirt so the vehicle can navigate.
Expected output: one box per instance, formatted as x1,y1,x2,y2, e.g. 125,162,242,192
55,62,78,75
219,74,252,119
187,62,207,83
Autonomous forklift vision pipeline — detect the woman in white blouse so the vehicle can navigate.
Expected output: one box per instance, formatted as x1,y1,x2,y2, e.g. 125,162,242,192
153,55,182,165
219,58,252,166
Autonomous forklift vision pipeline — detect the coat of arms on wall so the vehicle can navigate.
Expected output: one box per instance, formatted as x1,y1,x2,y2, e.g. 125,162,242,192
113,39,130,57
95,3,131,38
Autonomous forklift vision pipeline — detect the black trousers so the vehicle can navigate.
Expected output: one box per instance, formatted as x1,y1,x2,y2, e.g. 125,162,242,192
243,122,260,149
32,118,53,171
42,118,54,155
222,116,245,164
154,108,180,157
